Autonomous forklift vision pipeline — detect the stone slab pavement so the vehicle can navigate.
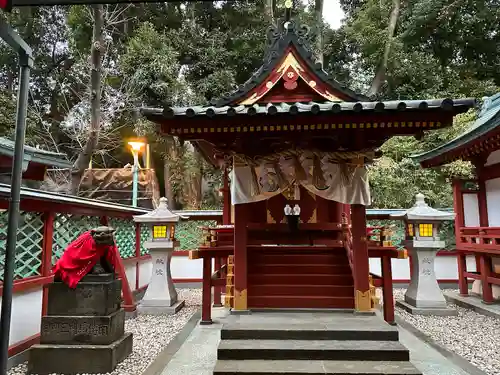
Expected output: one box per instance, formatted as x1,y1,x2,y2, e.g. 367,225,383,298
157,308,476,375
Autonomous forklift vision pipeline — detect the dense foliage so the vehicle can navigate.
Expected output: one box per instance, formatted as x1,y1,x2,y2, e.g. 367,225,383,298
0,0,498,209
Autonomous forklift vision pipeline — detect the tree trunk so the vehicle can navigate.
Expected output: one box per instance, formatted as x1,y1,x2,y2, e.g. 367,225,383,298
367,0,401,97
265,0,275,24
70,4,104,195
163,154,175,209
314,0,324,65
192,149,203,209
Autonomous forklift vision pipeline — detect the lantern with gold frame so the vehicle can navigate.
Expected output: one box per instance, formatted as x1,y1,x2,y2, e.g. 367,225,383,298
391,193,457,316
132,197,186,315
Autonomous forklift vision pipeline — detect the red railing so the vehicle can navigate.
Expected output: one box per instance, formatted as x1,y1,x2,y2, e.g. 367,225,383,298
189,226,233,324
458,227,500,254
456,226,500,303
342,217,401,324
0,183,149,357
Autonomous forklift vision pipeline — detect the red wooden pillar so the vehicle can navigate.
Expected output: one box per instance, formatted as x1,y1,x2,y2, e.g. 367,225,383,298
475,255,481,275
213,256,223,307
200,256,213,324
330,201,342,223
457,253,469,296
214,167,231,306
475,166,493,303
381,256,395,324
222,168,232,225
135,223,141,291
477,177,489,228
452,180,467,295
452,179,465,243
233,203,248,311
480,255,494,304
41,211,55,316
351,204,371,312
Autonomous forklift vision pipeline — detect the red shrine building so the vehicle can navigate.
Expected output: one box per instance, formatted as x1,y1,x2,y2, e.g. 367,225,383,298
142,16,475,321
414,93,500,303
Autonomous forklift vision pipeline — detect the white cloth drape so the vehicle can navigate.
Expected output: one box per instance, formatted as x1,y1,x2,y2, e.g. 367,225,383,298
230,153,371,205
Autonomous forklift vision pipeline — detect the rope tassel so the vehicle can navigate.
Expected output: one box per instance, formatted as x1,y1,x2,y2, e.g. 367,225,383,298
292,155,307,181
272,162,287,189
250,166,260,196
312,154,327,188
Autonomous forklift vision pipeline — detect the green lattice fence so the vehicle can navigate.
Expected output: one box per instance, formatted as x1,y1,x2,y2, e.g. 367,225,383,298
140,224,149,256
176,220,217,250
52,214,101,264
110,217,136,259
0,211,45,281
0,209,217,282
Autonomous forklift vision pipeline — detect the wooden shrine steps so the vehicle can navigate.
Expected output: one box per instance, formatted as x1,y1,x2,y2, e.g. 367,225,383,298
213,312,422,375
248,247,354,309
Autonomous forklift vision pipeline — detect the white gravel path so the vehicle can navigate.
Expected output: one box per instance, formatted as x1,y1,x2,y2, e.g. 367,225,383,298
8,288,202,375
394,288,500,375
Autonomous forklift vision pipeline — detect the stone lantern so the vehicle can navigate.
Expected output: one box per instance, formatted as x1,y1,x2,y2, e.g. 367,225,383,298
133,197,185,314
391,193,457,316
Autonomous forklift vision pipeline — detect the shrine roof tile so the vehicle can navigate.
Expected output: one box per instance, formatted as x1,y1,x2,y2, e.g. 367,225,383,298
412,93,500,167
0,137,72,169
210,20,369,106
141,98,476,120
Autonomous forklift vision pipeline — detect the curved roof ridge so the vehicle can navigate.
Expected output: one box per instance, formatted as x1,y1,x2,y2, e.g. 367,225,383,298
211,18,369,108
411,96,499,166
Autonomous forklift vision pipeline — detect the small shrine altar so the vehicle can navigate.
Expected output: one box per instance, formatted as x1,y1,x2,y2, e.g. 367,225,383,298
142,2,475,323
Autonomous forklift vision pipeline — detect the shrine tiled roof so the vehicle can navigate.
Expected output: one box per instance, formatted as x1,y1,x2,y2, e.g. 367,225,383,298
210,20,368,106
0,137,72,169
141,98,476,120
412,93,500,167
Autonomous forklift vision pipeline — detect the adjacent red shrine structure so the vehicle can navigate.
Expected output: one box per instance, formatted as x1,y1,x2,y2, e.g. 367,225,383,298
142,15,475,323
414,93,500,303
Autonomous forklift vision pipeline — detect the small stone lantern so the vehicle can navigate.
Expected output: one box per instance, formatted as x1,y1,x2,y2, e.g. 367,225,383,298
391,193,457,316
133,197,185,315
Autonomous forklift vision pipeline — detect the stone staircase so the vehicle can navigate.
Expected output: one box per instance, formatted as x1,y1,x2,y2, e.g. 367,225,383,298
213,312,421,375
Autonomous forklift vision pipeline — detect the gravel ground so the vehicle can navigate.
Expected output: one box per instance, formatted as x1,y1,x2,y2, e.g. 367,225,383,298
394,288,500,375
8,288,202,375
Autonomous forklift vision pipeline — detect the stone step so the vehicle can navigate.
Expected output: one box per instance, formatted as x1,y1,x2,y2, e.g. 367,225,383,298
214,360,422,374
217,340,409,361
221,322,398,341
28,332,133,375
248,296,355,309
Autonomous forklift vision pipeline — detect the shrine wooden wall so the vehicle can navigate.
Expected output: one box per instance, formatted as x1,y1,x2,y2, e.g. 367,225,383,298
244,186,342,224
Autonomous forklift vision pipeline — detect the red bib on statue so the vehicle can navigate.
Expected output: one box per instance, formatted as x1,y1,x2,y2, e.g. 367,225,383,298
53,231,118,288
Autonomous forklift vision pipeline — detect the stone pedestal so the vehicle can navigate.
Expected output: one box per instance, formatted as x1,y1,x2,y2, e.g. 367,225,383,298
28,274,133,375
396,249,457,316
139,247,185,315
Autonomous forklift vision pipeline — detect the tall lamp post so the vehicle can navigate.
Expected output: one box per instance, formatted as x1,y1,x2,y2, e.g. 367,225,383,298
0,20,33,375
128,140,145,207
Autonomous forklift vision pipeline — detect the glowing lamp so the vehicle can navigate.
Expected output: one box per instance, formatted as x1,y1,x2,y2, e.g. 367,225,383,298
128,140,145,152
396,194,453,243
